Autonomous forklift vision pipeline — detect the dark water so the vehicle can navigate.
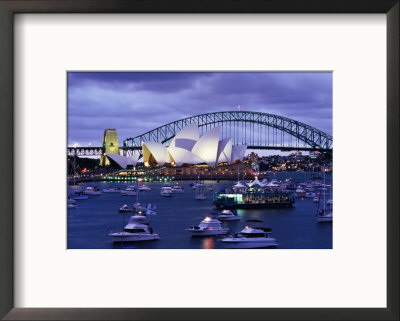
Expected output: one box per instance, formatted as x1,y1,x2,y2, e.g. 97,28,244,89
68,172,332,249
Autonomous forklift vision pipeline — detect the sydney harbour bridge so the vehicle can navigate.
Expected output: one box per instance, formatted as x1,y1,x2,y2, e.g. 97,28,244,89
67,111,333,157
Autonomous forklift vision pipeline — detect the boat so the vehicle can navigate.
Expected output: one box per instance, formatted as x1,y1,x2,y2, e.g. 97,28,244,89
313,197,319,203
194,184,207,200
67,198,76,204
119,204,132,213
214,190,294,209
109,216,160,242
317,210,333,222
121,186,137,196
138,185,152,192
171,184,184,194
192,182,205,190
192,177,205,190
305,192,316,198
313,182,323,188
295,186,306,196
316,170,333,223
144,203,157,216
129,213,151,224
221,226,278,248
72,192,89,200
132,202,157,216
160,186,173,197
103,186,121,193
186,216,229,236
218,209,240,221
84,186,102,195
67,203,77,209
286,183,297,190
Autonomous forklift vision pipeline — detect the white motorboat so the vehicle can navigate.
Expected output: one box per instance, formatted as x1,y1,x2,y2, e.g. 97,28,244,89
218,209,240,221
67,198,76,204
192,182,205,189
121,186,137,196
186,216,229,236
313,197,319,203
305,192,316,198
221,226,278,248
172,184,184,194
109,217,159,242
160,186,173,197
103,186,121,193
67,203,77,209
138,185,152,192
119,204,132,213
84,186,102,195
295,186,306,195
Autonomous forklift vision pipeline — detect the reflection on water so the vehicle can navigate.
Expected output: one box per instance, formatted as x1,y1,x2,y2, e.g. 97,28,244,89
201,237,215,249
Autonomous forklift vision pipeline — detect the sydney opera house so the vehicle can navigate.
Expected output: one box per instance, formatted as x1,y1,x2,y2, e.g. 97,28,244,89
142,123,247,167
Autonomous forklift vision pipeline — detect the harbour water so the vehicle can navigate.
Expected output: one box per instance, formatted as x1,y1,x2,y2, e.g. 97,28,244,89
68,172,332,249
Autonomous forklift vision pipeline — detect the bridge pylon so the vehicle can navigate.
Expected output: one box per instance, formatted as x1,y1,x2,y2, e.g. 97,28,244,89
100,129,119,166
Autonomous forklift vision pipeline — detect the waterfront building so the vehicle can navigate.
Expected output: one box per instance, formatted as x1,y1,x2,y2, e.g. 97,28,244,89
142,123,247,167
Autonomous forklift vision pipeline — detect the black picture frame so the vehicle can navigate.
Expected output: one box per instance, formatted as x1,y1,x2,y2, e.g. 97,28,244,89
0,1,398,320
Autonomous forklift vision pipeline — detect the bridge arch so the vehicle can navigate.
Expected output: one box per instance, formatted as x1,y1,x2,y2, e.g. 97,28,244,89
124,111,332,152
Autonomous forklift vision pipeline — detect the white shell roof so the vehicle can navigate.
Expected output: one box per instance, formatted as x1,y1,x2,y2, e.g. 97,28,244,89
142,142,171,166
106,154,137,169
167,146,204,166
141,123,246,167
191,126,221,167
174,138,197,151
169,123,199,148
216,137,232,165
231,145,247,163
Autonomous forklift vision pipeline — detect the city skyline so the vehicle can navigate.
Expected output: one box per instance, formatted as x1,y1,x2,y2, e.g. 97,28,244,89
68,72,332,149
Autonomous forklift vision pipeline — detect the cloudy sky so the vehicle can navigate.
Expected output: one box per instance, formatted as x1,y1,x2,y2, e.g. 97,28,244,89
68,72,332,147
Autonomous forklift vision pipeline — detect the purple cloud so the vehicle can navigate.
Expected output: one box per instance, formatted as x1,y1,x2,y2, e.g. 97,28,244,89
68,72,332,147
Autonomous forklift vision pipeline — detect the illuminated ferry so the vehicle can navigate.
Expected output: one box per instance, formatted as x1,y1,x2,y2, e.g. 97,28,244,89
213,190,294,209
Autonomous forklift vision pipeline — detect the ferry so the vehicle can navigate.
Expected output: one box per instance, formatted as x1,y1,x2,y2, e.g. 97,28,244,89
213,190,294,209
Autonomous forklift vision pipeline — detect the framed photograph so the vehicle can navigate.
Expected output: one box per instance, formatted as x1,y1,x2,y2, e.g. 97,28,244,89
0,1,398,320
66,71,333,250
